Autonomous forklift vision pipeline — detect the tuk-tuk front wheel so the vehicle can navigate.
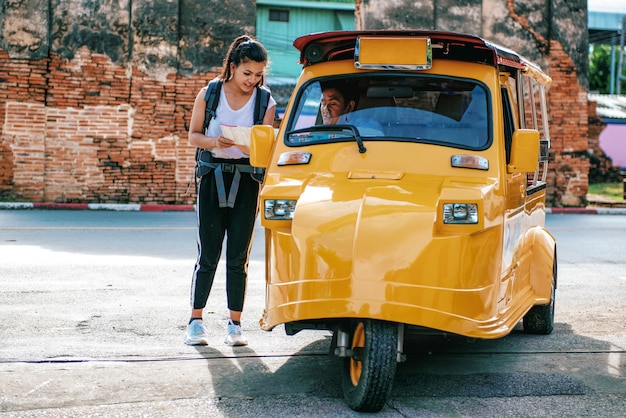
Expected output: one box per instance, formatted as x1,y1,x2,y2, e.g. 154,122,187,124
341,319,397,412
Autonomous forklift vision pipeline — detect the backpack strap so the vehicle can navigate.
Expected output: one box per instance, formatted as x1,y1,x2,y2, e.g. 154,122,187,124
193,79,222,192
253,85,272,125
203,79,223,132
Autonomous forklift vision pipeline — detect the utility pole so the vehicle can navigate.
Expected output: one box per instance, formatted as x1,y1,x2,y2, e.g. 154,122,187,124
618,16,625,95
610,36,616,94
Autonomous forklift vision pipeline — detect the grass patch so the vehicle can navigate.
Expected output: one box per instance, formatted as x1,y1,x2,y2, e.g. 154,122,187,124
588,182,624,201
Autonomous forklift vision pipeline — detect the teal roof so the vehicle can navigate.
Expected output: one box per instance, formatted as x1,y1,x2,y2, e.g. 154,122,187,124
588,0,626,44
256,0,354,11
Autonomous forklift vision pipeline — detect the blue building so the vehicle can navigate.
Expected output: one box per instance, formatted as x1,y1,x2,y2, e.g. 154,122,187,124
256,0,356,85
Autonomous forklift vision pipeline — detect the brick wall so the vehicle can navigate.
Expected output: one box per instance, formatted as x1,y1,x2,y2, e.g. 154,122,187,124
1,46,210,204
0,0,254,204
0,48,48,201
546,40,590,207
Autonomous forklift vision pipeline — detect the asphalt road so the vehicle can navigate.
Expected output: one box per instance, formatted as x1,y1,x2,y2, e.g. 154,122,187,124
0,211,624,417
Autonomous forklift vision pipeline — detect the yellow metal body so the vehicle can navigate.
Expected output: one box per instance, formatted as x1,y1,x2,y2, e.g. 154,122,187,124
253,31,556,339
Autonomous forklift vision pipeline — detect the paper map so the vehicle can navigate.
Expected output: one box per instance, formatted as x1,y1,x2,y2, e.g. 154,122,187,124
220,124,251,147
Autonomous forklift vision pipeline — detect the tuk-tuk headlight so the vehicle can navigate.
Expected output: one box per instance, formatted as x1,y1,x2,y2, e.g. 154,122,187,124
443,203,478,224
264,199,297,220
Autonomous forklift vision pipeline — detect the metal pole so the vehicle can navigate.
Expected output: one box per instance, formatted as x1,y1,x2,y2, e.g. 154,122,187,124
618,16,626,95
610,42,616,94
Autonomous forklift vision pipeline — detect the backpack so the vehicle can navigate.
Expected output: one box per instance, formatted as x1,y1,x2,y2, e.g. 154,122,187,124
193,79,271,201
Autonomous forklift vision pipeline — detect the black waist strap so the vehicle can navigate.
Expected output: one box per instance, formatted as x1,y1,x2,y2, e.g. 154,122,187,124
197,161,263,208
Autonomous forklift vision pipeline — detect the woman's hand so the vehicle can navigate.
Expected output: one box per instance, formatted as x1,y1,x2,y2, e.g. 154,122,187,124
214,135,235,148
233,144,250,153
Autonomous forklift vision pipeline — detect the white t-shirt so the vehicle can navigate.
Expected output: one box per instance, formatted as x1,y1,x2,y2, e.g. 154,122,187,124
205,87,276,159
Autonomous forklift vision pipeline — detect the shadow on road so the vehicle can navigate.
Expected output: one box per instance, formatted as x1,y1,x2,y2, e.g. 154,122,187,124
191,335,347,416
190,321,622,415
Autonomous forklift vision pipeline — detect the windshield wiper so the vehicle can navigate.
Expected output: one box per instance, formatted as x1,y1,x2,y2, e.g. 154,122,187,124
287,125,367,153
335,124,367,153
327,125,367,154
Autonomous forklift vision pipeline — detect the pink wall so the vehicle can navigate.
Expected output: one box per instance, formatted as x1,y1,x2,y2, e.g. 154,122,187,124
599,123,626,169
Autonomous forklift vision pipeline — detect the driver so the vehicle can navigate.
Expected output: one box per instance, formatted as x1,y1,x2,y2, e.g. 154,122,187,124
319,80,384,133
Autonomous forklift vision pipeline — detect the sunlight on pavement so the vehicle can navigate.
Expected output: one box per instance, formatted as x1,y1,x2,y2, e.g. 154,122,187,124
608,347,622,377
0,244,192,265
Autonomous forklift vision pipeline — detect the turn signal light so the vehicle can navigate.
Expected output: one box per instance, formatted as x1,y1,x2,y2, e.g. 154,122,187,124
264,199,297,220
443,203,478,224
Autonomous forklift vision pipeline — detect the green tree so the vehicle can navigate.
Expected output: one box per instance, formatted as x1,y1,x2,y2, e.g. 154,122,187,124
589,44,626,93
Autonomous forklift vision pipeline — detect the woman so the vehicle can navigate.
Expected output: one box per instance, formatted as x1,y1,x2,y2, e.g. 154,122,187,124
185,35,276,346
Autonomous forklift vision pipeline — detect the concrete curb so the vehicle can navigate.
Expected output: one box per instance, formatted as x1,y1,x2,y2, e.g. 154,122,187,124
2,202,626,214
0,202,196,212
546,207,626,215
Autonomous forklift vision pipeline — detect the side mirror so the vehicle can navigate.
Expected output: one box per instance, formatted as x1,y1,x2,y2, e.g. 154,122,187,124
508,129,539,173
250,125,275,168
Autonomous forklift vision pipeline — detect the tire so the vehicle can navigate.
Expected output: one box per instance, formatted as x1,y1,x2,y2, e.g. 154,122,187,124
523,254,557,334
341,319,397,412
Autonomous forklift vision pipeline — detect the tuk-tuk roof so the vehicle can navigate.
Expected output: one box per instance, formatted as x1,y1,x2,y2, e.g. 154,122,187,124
293,30,550,85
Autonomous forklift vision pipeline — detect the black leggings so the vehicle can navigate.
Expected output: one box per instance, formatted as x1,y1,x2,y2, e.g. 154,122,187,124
190,163,260,312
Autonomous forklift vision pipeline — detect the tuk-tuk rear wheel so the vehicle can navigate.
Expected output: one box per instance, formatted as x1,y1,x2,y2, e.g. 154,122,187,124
341,319,397,412
523,253,557,335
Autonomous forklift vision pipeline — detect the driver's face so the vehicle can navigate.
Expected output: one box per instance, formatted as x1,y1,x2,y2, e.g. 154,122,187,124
321,88,353,125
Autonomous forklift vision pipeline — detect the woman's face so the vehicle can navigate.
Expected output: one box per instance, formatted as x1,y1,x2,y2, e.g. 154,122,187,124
230,60,266,93
321,87,354,125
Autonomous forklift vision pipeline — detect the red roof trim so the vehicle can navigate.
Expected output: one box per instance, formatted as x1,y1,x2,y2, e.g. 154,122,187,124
293,30,534,71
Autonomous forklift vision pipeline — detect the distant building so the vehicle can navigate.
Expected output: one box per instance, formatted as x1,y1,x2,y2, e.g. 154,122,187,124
256,0,356,85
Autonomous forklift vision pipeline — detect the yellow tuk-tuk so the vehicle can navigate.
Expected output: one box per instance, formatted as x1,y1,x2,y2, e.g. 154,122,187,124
250,30,557,412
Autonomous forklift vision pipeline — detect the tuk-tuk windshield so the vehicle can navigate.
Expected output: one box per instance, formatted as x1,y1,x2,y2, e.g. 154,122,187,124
286,74,491,150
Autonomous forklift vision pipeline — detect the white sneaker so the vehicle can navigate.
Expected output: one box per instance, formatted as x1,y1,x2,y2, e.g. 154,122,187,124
225,320,248,346
184,319,209,345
